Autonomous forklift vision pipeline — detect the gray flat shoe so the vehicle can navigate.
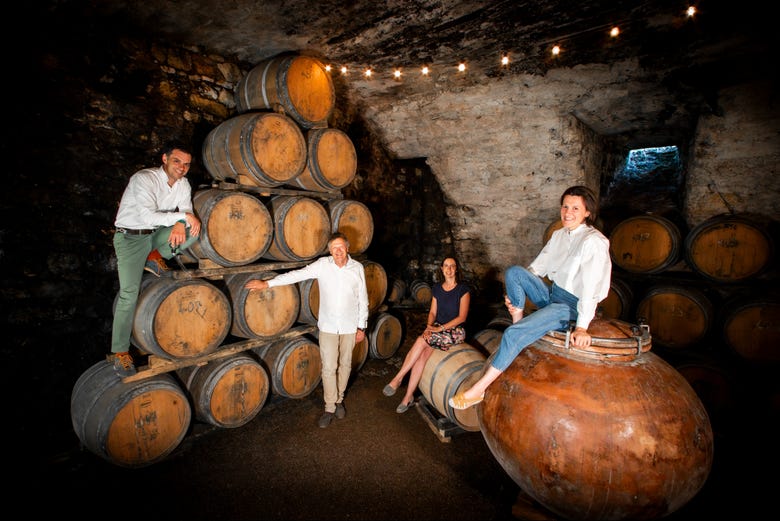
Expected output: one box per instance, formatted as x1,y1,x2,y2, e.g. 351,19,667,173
396,400,414,413
383,384,396,397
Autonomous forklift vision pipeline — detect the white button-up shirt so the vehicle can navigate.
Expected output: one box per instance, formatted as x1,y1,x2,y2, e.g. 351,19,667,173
114,166,193,229
268,255,369,334
529,223,612,329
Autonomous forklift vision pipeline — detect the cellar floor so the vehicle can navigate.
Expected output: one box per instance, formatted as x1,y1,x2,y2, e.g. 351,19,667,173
38,310,769,520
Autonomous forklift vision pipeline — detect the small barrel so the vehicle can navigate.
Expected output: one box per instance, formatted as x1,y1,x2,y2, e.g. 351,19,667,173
352,336,369,373
684,213,774,283
470,328,503,355
177,354,270,428
598,277,634,320
328,199,374,255
289,127,357,191
387,279,407,304
636,284,713,351
253,336,322,399
419,342,486,432
296,278,319,325
225,272,300,339
409,280,432,306
130,277,232,360
721,294,780,363
542,219,563,246
368,312,404,360
235,54,335,129
362,260,388,313
190,189,274,267
70,360,191,468
201,112,306,187
262,195,331,262
609,214,682,274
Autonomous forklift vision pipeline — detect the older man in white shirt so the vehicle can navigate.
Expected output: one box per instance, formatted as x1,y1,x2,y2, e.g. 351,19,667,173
245,232,369,428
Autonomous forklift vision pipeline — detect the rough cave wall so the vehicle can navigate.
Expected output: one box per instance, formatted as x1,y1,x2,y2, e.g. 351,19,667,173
685,81,780,227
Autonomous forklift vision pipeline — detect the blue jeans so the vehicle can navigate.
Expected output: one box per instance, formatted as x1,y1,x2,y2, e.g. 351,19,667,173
490,266,578,371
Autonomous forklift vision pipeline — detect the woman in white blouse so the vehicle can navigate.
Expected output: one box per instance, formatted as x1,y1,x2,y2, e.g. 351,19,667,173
449,185,612,410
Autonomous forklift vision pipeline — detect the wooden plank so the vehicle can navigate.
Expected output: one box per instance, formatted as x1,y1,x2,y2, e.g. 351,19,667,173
171,260,310,280
122,324,317,382
415,396,467,443
216,181,344,201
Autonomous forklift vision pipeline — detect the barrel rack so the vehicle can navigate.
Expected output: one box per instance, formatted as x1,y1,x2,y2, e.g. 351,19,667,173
121,182,357,382
122,258,318,383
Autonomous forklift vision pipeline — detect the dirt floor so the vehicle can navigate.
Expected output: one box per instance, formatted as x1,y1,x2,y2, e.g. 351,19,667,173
35,309,769,520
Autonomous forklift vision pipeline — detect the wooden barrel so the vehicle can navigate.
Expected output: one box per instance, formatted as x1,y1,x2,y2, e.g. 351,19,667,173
486,312,513,331
721,294,780,363
235,54,335,129
71,360,191,468
253,336,322,399
674,356,738,436
177,354,269,428
190,189,273,267
352,336,369,373
635,284,713,351
598,277,634,320
368,312,403,359
387,279,407,304
262,195,331,262
225,272,300,339
684,213,774,282
609,214,682,274
410,280,432,305
201,112,306,187
419,342,486,432
362,260,388,313
542,219,563,246
470,327,503,355
478,318,713,520
289,128,357,191
328,199,374,254
296,278,319,325
130,277,232,360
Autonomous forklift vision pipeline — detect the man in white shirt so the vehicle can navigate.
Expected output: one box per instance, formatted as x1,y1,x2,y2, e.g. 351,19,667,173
110,141,202,377
245,233,369,428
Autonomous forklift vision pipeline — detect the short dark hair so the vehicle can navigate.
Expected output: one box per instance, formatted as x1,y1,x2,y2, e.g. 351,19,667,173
561,185,599,226
161,140,192,157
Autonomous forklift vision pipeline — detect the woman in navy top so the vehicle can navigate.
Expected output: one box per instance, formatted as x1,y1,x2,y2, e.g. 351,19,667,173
382,257,471,413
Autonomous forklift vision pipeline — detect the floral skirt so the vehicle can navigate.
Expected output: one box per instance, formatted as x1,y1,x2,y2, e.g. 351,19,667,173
426,324,466,351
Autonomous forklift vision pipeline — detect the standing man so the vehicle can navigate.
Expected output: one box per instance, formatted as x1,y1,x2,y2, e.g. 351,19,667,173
110,141,202,377
245,232,369,428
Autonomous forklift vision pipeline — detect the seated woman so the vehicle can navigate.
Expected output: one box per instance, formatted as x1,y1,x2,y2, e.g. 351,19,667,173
382,257,471,413
449,185,612,410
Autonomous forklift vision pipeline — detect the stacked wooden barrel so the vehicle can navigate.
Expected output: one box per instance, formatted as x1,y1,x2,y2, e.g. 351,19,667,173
71,53,387,467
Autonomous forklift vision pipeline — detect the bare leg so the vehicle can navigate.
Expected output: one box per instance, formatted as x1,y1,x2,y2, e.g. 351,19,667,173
449,366,504,409
387,336,428,391
399,346,434,406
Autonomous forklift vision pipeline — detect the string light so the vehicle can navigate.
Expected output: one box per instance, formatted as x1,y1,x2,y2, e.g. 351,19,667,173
324,7,700,83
